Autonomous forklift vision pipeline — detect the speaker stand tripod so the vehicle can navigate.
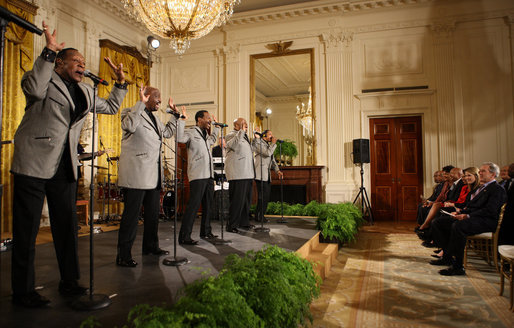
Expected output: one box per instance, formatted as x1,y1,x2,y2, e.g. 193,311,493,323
352,163,374,225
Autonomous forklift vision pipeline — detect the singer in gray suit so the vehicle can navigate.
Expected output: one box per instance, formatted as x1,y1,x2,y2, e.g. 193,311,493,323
10,22,127,308
253,129,283,223
177,110,220,244
116,87,180,267
225,118,255,232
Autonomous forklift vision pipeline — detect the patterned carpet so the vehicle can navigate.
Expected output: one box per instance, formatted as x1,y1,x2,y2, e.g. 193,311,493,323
311,231,514,328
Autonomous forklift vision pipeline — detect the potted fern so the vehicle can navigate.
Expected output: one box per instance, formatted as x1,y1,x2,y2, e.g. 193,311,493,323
274,139,298,166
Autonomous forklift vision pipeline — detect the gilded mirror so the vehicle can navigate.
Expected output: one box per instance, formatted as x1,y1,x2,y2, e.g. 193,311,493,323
250,46,315,166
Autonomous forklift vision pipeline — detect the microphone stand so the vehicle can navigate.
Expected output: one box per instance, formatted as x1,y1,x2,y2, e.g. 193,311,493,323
100,139,114,224
213,126,231,245
277,141,287,223
254,135,269,233
163,115,188,266
71,80,111,310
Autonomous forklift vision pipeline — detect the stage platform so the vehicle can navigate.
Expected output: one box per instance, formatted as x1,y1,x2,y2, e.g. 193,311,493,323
0,218,317,327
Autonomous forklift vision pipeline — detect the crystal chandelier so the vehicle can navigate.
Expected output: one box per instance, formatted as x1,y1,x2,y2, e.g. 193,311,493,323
122,0,240,55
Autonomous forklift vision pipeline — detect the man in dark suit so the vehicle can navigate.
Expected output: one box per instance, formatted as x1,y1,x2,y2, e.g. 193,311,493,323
499,163,514,245
177,110,220,245
430,162,507,276
116,88,182,267
11,22,127,307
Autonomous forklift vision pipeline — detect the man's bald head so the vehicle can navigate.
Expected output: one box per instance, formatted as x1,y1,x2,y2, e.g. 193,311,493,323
450,167,463,181
233,118,247,131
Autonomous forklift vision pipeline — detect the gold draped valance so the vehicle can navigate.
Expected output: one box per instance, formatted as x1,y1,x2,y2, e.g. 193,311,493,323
1,0,37,235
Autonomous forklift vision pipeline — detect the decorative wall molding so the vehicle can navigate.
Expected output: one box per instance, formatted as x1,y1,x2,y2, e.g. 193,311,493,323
321,30,354,50
228,0,436,26
223,43,240,63
429,19,457,39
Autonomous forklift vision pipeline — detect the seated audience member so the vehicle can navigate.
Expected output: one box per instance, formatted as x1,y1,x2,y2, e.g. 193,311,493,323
498,162,514,245
430,162,507,276
499,165,512,190
416,166,454,226
417,167,478,240
418,167,464,227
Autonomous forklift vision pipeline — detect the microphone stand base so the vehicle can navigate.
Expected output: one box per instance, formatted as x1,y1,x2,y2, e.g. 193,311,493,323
212,238,232,245
162,256,189,266
71,293,111,311
253,227,270,233
277,218,288,224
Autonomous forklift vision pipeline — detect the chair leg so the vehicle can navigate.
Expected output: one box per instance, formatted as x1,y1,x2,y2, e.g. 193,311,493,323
486,241,491,266
500,257,505,296
464,241,468,268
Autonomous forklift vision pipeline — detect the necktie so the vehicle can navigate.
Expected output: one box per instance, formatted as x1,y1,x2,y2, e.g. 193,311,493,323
471,185,485,200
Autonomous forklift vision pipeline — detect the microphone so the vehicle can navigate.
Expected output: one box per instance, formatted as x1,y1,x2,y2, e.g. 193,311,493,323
213,122,228,127
165,107,186,119
253,131,263,137
276,139,284,143
83,70,109,86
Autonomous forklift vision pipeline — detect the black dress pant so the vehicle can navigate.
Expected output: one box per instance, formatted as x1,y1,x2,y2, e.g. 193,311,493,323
117,188,160,261
12,174,79,296
431,215,497,267
228,179,253,229
179,178,213,241
255,179,271,222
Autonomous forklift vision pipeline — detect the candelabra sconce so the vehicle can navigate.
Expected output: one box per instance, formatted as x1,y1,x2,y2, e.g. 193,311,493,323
296,91,314,165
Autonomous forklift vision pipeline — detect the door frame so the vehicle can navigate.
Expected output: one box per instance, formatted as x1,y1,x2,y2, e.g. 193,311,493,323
356,90,438,205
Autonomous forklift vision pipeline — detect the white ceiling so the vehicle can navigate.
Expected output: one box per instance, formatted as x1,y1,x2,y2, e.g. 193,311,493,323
255,53,311,98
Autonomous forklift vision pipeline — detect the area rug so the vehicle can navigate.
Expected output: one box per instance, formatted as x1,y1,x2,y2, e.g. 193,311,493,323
311,232,514,328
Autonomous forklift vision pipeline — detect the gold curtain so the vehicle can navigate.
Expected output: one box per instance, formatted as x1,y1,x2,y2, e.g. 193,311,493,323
96,39,149,184
0,0,37,235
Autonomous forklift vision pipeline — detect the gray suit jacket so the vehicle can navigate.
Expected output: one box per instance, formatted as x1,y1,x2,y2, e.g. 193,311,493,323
252,138,279,181
117,102,177,189
225,129,255,181
11,56,127,180
177,122,219,182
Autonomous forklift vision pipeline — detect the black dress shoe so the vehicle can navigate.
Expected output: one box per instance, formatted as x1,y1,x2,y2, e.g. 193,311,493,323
429,258,452,266
431,254,442,259
200,233,218,240
179,239,198,245
142,248,169,255
433,249,442,254
12,291,50,308
226,228,239,233
59,280,88,296
421,241,437,248
439,266,466,276
116,256,137,267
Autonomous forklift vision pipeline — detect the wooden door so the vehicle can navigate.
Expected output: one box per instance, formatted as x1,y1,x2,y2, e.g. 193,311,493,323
369,116,423,221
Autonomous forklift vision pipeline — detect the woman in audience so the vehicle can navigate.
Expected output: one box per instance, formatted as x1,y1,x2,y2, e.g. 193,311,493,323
418,167,479,236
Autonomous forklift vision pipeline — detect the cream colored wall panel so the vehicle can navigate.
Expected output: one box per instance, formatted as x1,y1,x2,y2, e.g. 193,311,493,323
356,29,430,90
160,55,216,105
56,10,86,55
454,20,514,167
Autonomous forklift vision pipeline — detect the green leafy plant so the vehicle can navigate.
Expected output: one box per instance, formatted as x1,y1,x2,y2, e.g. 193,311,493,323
87,245,321,328
265,201,364,243
273,139,297,166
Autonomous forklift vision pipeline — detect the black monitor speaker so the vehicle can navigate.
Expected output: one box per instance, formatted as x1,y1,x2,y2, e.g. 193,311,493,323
352,139,370,164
